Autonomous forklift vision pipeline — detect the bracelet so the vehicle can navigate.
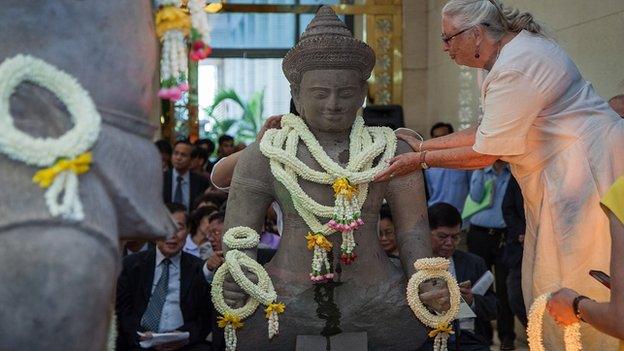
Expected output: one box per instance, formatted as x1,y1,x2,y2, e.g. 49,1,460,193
420,150,429,170
572,295,590,322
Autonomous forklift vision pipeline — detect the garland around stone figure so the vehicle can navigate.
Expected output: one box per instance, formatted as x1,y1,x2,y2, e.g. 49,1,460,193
0,55,100,221
406,258,461,351
211,227,285,351
259,114,396,281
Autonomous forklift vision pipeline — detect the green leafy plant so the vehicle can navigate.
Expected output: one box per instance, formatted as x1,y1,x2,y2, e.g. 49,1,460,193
202,88,266,145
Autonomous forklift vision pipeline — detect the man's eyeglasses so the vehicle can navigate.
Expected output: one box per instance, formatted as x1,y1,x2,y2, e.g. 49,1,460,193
441,26,473,45
432,232,461,243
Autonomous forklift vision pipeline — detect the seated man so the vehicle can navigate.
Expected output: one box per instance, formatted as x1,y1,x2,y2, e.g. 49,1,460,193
163,140,210,211
422,202,497,351
116,203,213,351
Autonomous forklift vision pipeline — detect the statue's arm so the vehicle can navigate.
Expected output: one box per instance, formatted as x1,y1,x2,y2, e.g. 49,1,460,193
384,140,432,277
223,142,275,245
220,143,275,308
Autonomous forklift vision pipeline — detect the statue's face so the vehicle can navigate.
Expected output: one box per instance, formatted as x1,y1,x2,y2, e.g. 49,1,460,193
295,69,367,132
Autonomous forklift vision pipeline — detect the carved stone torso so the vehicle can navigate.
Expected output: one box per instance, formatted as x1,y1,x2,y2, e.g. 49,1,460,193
226,136,430,350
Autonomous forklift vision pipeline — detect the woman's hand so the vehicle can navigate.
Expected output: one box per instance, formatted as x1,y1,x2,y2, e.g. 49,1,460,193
374,152,422,182
395,130,424,152
256,115,283,142
546,288,581,326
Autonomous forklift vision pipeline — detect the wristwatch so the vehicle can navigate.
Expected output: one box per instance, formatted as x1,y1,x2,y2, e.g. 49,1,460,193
572,295,590,322
420,150,429,170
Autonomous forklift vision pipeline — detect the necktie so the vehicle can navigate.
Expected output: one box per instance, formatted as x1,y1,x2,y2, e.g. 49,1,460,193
173,175,184,205
141,258,171,332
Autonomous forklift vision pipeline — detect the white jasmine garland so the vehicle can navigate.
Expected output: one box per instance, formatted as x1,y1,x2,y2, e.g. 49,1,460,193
527,293,582,351
260,114,396,276
189,0,211,43
211,227,284,351
406,258,461,351
0,55,100,221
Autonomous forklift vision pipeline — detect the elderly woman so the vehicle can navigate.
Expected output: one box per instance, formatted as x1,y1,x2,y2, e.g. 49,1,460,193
375,0,624,349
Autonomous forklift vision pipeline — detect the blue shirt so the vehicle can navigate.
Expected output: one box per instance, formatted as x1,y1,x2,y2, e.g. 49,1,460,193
425,168,472,212
468,165,511,229
153,249,184,332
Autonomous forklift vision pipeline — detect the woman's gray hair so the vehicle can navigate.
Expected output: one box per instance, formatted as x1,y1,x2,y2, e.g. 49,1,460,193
442,0,548,40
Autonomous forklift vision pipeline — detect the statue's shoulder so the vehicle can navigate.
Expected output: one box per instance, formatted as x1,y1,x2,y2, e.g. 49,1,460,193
231,141,273,190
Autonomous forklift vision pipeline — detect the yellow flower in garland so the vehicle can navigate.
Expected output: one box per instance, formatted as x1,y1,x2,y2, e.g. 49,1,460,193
217,314,244,330
264,302,286,319
305,232,333,251
332,177,357,200
32,152,92,188
155,6,191,38
428,323,455,338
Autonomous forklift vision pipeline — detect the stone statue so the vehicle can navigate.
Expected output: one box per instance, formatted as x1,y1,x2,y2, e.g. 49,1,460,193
221,7,432,350
0,2,174,350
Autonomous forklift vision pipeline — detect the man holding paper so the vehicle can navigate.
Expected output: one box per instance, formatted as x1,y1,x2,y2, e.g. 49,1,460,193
116,203,213,350
418,203,497,351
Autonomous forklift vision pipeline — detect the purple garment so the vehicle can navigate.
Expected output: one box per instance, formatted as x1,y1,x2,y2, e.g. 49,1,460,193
259,232,280,249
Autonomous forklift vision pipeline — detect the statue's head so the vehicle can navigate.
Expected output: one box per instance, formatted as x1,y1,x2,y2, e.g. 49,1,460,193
282,6,375,132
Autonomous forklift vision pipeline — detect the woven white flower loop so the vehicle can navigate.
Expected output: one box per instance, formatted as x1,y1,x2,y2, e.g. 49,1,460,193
406,257,461,351
222,226,260,250
0,55,101,221
211,227,283,351
527,293,582,351
259,114,396,279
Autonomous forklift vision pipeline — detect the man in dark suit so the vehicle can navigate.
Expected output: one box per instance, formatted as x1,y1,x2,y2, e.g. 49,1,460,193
116,203,212,351
163,140,210,211
421,203,497,351
502,176,528,327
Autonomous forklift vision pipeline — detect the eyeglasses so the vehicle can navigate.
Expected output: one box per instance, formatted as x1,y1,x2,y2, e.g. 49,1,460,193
432,232,461,243
441,26,473,45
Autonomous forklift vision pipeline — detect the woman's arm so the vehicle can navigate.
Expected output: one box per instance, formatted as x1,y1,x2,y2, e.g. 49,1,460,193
210,151,242,189
423,126,477,151
374,146,498,182
210,115,283,189
395,126,477,153
548,211,624,339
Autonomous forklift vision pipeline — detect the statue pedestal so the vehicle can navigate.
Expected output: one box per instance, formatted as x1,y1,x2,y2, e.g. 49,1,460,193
296,332,367,351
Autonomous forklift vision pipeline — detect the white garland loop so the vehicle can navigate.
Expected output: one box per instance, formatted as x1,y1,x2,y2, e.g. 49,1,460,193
0,55,101,221
406,258,461,351
211,227,282,351
222,226,260,250
259,114,396,236
527,293,582,351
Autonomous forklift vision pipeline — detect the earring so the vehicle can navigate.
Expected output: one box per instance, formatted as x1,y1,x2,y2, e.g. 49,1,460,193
474,46,480,59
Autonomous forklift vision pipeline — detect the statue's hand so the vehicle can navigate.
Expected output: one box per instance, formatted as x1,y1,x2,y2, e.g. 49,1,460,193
222,269,259,309
418,278,451,314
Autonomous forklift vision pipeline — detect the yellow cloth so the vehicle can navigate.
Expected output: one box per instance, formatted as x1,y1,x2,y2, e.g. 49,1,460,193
602,176,624,224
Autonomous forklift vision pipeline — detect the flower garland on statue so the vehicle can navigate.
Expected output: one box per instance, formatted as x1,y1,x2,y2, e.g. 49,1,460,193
0,55,101,221
406,258,461,351
527,293,582,351
259,114,396,281
211,227,285,351
154,0,212,101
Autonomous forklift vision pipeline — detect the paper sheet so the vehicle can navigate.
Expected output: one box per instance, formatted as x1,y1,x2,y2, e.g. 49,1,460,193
137,331,190,348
